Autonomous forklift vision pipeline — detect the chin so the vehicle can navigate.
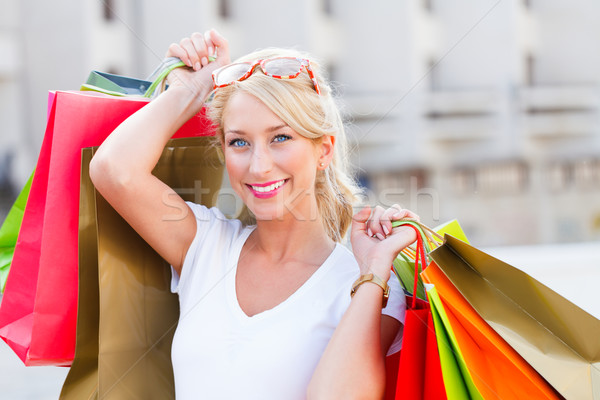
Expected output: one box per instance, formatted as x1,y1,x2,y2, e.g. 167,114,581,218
247,204,287,222
241,186,317,223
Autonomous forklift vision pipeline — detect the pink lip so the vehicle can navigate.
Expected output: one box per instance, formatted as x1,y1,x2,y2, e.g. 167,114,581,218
248,180,283,188
246,179,287,199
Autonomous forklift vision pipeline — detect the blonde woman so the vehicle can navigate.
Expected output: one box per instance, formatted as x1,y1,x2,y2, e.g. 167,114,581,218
90,29,418,399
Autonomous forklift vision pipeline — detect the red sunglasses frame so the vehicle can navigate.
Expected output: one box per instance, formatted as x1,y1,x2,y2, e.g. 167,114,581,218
212,57,321,95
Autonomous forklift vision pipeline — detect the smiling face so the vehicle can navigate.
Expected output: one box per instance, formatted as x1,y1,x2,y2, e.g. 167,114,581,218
222,91,331,222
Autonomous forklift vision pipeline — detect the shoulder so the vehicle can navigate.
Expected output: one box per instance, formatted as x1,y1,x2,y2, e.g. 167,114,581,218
184,202,256,257
186,202,247,238
186,202,235,224
171,203,254,295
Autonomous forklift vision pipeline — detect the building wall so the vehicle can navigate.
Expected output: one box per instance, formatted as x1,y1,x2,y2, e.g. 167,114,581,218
337,0,600,245
1,0,599,245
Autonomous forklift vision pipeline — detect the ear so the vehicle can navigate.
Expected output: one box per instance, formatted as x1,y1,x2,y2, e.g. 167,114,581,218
317,135,335,170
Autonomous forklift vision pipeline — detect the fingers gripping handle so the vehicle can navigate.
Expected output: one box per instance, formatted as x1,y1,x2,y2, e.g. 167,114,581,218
143,58,186,98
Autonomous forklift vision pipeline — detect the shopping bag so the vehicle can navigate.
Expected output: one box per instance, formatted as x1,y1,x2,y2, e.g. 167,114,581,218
61,138,223,399
0,89,215,366
384,223,447,400
428,286,484,400
430,235,600,400
0,92,58,293
392,219,468,301
81,57,185,97
422,261,562,400
59,147,101,399
391,298,447,400
0,172,33,293
0,92,57,365
82,71,154,97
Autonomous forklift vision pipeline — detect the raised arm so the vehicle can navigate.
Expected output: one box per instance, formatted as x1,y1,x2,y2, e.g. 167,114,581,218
308,205,418,400
89,30,230,275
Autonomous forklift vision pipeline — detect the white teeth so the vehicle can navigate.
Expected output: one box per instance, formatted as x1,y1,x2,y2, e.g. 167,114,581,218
251,180,285,193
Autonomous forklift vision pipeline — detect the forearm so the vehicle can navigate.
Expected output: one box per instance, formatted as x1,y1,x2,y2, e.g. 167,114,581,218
91,86,207,182
308,283,386,400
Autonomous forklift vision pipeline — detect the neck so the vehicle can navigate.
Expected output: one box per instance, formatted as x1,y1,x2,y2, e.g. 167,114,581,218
249,210,335,264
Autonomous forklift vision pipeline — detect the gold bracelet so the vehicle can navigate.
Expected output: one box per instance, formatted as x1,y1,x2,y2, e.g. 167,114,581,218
351,273,390,308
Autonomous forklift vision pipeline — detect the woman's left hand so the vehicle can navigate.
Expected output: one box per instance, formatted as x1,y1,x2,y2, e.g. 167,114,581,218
164,29,231,99
350,204,420,281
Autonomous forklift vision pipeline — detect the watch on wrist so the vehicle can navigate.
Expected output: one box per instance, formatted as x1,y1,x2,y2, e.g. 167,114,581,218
350,273,390,308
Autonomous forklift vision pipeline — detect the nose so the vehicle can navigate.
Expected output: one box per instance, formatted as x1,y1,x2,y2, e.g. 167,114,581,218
248,144,273,175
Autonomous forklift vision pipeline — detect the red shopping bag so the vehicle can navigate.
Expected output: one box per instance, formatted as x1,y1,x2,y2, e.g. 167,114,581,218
0,91,215,366
384,225,446,400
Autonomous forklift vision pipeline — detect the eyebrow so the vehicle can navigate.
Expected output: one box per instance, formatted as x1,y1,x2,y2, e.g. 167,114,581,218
267,124,289,132
224,124,290,136
224,129,246,136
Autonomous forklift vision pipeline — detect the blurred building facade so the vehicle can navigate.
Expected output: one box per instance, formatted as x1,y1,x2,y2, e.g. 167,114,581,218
1,0,600,246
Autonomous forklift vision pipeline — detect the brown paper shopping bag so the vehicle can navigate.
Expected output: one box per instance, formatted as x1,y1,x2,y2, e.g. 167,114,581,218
430,235,600,400
59,147,101,399
61,137,223,399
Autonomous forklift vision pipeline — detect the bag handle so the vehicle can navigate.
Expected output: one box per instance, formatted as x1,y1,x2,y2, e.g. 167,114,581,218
392,220,436,309
410,225,427,309
392,220,442,257
143,57,186,98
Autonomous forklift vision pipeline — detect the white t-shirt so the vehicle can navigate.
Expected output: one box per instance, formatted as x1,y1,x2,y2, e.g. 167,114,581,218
170,203,406,400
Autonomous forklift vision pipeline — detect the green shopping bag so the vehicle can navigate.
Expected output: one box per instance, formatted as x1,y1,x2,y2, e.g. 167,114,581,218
428,285,484,400
0,172,33,293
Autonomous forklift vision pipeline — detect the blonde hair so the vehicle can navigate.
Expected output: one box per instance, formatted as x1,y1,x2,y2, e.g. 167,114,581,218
207,48,359,242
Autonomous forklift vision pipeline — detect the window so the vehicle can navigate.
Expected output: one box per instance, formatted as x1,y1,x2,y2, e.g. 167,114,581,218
427,58,440,91
423,0,433,13
103,0,115,21
524,53,535,86
475,161,529,194
322,0,333,16
545,162,570,192
218,0,231,19
573,159,600,189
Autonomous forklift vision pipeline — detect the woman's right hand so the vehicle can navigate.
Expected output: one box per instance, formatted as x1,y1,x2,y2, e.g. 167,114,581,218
350,205,419,281
164,29,231,99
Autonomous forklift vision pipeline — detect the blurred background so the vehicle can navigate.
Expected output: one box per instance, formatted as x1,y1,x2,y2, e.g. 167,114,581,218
1,0,599,398
2,0,600,246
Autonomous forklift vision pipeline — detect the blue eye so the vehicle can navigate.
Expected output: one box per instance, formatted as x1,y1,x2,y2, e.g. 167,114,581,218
228,138,248,147
273,134,291,143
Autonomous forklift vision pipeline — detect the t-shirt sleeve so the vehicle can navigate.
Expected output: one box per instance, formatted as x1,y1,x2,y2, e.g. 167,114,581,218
170,202,213,293
382,274,406,355
170,202,240,294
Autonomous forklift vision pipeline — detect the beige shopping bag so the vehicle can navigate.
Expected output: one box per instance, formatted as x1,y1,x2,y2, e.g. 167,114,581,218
61,137,223,399
430,235,600,400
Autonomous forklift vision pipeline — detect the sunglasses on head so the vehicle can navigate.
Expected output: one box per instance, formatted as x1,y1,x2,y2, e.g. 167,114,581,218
212,57,322,95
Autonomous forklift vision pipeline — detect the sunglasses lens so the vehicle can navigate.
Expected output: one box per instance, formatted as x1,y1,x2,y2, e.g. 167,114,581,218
262,58,303,76
214,63,253,86
212,58,319,94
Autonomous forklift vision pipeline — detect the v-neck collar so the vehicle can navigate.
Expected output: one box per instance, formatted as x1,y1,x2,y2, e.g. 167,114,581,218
226,231,341,322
